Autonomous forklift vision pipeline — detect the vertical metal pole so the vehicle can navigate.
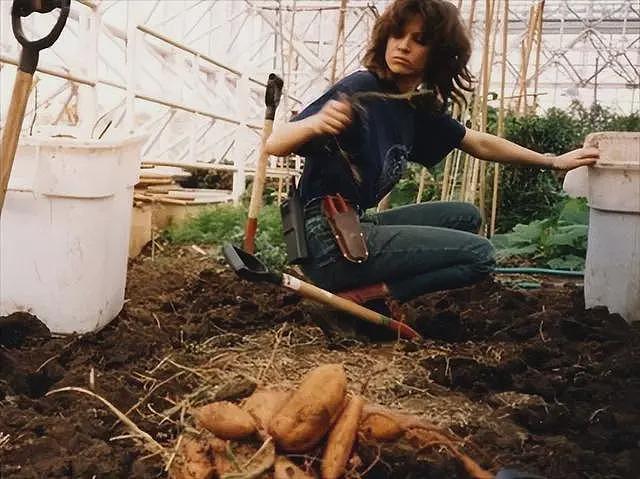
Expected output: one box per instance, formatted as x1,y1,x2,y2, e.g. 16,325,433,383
232,72,249,202
78,6,98,138
125,0,137,134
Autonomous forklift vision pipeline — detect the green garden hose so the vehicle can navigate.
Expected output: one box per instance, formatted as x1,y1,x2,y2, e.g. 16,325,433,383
494,267,584,277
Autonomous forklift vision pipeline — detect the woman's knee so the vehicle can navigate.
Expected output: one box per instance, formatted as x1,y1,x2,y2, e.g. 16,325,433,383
469,236,496,274
453,202,483,233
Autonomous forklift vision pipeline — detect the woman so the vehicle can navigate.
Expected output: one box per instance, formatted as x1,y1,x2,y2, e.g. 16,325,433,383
265,0,598,313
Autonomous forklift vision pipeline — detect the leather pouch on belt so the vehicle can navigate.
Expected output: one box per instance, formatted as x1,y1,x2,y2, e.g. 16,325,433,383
321,194,369,263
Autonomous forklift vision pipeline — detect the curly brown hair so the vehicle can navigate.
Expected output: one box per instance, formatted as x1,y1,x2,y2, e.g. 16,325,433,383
363,0,474,108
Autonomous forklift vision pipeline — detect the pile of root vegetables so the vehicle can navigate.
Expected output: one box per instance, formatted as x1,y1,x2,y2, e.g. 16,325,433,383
170,364,492,479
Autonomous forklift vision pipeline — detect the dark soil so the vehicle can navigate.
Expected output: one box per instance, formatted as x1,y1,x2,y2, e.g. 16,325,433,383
1,246,639,478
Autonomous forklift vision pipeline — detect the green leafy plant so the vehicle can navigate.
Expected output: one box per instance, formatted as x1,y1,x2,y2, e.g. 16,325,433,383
491,197,589,270
166,203,288,270
494,101,639,232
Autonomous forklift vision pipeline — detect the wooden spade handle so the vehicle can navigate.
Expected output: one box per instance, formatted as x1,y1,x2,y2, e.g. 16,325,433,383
247,119,275,220
243,119,274,253
1,70,33,213
282,274,421,340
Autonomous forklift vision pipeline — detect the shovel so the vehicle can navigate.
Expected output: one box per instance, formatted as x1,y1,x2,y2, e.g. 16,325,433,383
1,0,71,214
222,244,421,340
243,73,284,254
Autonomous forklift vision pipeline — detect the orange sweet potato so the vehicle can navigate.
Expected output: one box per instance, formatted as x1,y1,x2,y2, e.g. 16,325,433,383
274,455,317,479
169,435,216,479
321,395,364,479
194,401,256,439
358,404,404,441
269,364,347,452
242,388,290,432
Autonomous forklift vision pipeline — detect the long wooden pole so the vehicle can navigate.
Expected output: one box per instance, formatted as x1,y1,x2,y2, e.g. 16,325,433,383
490,0,509,236
416,167,427,203
330,0,348,84
1,71,34,213
532,0,545,113
458,0,478,202
516,2,542,115
477,0,495,216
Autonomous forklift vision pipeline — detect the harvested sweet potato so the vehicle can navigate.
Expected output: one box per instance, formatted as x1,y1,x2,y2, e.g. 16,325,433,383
169,435,216,479
194,401,256,439
242,388,290,431
208,437,234,477
405,428,493,479
269,364,347,452
274,456,317,479
358,404,404,441
321,395,364,479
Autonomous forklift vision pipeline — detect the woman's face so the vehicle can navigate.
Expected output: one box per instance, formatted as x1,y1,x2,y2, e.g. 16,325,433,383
384,16,428,90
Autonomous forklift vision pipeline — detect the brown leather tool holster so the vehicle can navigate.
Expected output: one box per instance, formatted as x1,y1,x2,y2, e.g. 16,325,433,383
321,194,369,263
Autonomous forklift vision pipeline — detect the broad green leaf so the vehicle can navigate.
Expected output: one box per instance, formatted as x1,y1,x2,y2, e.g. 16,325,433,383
495,244,539,259
547,255,585,271
508,219,550,244
558,198,589,225
547,224,588,247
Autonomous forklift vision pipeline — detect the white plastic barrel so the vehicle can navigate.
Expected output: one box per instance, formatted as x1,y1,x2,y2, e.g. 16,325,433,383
0,134,146,334
563,132,640,323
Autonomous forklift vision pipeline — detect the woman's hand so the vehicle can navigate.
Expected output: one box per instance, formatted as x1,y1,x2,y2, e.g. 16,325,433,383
550,147,599,170
309,96,353,136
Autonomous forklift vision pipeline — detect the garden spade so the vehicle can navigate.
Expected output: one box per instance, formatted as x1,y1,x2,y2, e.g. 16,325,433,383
0,0,70,214
223,244,421,340
243,73,284,254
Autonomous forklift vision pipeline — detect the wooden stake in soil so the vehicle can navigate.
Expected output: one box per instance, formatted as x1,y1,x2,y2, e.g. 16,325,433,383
532,0,545,113
490,0,510,236
330,0,349,84
477,0,496,224
416,167,428,203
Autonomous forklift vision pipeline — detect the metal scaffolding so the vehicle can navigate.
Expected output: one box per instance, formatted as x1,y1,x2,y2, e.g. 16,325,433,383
1,0,638,199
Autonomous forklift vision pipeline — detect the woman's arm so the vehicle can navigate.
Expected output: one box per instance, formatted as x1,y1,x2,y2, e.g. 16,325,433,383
265,97,353,157
460,128,599,171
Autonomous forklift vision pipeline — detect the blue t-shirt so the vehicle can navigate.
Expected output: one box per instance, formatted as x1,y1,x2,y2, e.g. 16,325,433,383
292,70,466,210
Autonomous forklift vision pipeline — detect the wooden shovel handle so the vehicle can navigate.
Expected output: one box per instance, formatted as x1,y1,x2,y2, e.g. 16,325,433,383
244,119,274,253
1,70,33,213
282,274,421,340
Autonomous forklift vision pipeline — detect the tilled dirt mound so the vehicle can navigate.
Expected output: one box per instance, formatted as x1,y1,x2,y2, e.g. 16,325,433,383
1,246,638,478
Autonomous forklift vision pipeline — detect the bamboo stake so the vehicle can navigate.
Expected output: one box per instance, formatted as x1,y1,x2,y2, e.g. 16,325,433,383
416,166,427,203
467,0,478,28
490,0,510,236
330,0,348,84
477,0,496,217
460,0,477,201
276,0,297,205
516,5,534,114
440,100,463,201
466,84,483,203
439,155,452,200
377,191,392,212
516,2,543,115
532,0,545,113
448,149,462,200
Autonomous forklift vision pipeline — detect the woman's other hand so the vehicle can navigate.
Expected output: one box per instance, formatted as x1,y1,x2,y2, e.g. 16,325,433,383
550,147,599,170
309,96,353,136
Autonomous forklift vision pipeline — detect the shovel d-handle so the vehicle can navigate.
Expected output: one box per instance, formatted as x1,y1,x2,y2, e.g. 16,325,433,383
1,0,71,214
244,73,284,253
281,273,422,341
12,0,71,74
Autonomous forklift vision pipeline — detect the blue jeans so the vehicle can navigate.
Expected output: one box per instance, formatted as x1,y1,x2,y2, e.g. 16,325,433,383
300,201,496,301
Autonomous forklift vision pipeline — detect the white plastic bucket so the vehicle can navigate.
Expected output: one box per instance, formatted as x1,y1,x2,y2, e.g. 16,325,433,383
564,132,640,323
0,134,146,334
